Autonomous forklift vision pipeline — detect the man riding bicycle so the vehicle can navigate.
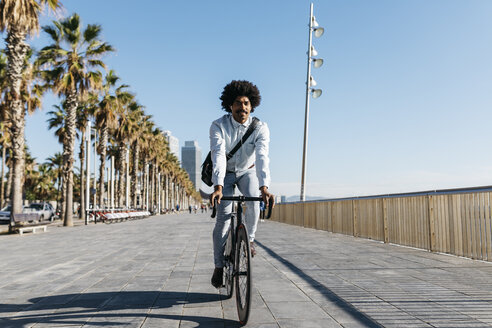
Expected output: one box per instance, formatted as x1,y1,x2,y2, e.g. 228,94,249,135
209,80,274,288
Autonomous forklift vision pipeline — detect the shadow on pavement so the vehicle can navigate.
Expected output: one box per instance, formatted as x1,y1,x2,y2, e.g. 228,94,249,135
256,240,383,328
0,291,240,327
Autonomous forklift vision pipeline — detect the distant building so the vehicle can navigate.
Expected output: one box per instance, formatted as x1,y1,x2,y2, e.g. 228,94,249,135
281,195,287,203
181,140,202,191
163,130,179,160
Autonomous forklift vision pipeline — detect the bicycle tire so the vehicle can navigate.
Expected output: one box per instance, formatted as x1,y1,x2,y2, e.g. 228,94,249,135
235,224,251,325
223,227,234,299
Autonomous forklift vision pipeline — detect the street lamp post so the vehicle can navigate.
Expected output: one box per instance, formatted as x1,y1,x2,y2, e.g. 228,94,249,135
300,2,324,202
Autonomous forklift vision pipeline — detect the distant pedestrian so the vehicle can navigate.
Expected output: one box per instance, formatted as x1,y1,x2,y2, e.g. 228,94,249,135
189,205,192,214
260,200,266,222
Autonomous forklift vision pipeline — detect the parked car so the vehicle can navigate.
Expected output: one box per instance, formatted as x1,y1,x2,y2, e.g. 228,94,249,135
23,202,55,221
0,205,11,224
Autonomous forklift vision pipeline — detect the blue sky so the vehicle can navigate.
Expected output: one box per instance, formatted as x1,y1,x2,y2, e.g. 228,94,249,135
19,0,492,199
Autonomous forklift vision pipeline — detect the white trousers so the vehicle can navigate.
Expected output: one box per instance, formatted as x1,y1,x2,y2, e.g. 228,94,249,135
213,169,260,268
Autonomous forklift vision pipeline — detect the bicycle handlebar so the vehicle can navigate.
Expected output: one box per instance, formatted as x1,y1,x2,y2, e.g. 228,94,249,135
211,196,273,219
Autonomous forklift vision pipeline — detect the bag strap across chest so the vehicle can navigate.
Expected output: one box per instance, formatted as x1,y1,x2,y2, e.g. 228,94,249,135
226,117,259,160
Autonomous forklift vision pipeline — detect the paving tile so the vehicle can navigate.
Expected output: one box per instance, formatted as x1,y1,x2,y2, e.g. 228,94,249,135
267,301,329,319
276,318,341,328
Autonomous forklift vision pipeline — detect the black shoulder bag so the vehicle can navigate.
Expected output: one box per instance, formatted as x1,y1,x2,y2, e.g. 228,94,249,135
201,117,259,187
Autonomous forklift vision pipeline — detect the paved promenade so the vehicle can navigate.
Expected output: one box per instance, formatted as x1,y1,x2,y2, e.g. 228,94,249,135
1,212,492,328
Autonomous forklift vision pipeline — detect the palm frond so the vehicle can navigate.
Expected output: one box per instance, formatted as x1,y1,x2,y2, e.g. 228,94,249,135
83,24,102,42
41,25,60,43
86,42,115,57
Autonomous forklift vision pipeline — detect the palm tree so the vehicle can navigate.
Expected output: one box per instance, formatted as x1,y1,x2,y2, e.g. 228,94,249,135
24,147,38,201
35,163,56,201
124,103,146,208
92,70,131,208
46,104,66,214
0,116,9,209
76,94,97,219
0,52,8,208
45,152,63,210
112,96,138,208
37,13,113,226
47,104,66,143
0,0,61,218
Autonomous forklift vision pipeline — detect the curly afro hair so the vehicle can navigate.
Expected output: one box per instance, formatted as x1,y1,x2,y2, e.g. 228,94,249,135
220,80,261,112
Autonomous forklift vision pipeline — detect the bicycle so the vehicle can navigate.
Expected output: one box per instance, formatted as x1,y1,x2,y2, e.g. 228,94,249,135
211,195,273,325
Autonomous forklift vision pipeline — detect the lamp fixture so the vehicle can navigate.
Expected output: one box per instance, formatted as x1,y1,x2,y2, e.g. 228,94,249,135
314,27,324,38
310,76,317,87
313,58,324,68
312,16,319,27
311,45,318,56
311,89,322,98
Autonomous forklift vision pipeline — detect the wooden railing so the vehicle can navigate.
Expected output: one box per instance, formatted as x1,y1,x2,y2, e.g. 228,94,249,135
270,186,492,261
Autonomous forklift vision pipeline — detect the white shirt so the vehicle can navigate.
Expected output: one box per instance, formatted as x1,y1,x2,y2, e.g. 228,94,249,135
209,114,271,188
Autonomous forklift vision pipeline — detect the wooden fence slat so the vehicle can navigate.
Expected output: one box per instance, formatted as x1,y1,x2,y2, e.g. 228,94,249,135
452,195,462,256
486,193,492,261
353,200,359,238
470,193,479,259
428,195,436,252
479,193,487,260
383,198,389,243
463,194,471,258
445,195,451,253
418,196,424,249
438,196,443,252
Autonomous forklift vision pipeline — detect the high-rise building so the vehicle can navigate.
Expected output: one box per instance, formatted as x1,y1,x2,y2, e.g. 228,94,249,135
181,140,202,191
163,130,179,160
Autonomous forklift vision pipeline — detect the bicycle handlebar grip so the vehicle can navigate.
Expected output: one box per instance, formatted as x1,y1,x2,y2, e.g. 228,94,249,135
267,198,273,219
211,199,217,218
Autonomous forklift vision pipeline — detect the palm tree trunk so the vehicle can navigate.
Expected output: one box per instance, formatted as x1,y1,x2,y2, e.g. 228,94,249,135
63,91,78,226
0,145,5,208
150,163,154,211
79,130,85,220
5,159,12,205
117,143,125,207
98,126,108,207
131,141,139,208
165,174,169,211
56,174,62,211
142,157,147,210
6,28,29,222
172,179,176,210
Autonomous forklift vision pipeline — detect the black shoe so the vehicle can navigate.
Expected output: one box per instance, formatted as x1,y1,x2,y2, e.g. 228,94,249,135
211,267,223,288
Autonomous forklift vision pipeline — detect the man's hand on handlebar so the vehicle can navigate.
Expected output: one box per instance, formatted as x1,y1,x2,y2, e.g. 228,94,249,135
260,186,275,209
210,185,223,205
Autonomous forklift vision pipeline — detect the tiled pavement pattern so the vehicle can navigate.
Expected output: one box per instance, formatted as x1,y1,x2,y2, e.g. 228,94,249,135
1,213,492,328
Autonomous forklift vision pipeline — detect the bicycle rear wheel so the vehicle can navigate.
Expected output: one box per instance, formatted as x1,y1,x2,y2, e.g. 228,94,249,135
235,224,251,325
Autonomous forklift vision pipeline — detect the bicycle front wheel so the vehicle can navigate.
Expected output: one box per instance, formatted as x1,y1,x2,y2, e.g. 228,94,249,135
223,227,234,299
235,224,251,325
